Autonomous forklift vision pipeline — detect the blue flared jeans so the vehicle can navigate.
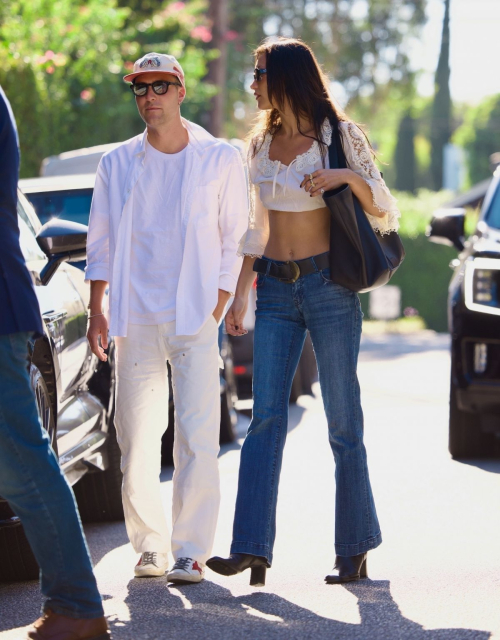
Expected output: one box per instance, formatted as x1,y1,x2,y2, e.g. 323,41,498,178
0,332,103,618
230,257,382,564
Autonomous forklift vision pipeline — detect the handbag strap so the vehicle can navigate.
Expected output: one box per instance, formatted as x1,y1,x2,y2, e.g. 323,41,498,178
327,119,347,171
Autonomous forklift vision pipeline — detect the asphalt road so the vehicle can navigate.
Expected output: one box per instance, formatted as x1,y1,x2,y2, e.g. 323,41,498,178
1,332,500,639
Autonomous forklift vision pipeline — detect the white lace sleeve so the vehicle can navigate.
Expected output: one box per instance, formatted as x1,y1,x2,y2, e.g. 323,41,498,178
237,140,270,257
339,121,401,235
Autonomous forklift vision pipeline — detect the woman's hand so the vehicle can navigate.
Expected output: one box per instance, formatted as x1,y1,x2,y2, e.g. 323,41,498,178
225,296,249,337
87,315,109,362
300,168,353,197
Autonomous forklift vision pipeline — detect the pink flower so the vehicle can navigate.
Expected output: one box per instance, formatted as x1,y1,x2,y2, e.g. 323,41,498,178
44,50,55,60
190,25,212,42
225,30,239,41
124,61,134,71
80,88,95,103
46,66,55,74
170,2,185,11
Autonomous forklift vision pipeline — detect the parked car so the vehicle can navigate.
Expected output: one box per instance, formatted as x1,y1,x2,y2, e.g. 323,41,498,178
427,166,500,459
19,173,238,453
0,191,122,582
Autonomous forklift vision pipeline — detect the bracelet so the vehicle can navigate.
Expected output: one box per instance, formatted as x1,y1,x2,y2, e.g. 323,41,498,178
88,313,104,319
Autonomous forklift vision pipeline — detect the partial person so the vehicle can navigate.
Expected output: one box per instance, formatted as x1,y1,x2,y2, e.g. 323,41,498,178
85,53,248,583
0,88,110,639
207,38,401,586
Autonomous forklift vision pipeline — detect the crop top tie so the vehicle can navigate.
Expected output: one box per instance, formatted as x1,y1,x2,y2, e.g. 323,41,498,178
238,118,401,258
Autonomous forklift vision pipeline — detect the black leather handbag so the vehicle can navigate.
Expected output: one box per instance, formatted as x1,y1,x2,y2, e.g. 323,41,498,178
322,122,405,293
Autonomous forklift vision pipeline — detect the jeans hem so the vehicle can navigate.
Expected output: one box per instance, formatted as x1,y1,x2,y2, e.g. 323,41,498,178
334,532,382,557
43,602,105,620
230,541,272,566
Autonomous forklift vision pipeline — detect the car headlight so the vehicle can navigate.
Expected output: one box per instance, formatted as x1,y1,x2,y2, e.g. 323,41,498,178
464,257,500,315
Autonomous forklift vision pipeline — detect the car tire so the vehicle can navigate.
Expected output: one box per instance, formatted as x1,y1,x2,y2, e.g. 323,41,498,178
73,414,124,523
0,365,56,582
449,376,495,459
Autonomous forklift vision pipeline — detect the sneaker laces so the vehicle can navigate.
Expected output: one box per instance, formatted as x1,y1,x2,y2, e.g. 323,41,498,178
142,552,158,565
172,557,192,571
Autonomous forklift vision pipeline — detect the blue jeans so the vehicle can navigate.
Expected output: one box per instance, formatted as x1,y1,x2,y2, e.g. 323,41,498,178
231,257,382,564
0,332,103,619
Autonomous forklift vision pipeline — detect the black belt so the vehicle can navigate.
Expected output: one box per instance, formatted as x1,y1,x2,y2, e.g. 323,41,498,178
253,252,330,284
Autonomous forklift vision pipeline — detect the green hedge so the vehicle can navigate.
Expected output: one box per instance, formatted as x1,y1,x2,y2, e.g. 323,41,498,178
358,189,461,333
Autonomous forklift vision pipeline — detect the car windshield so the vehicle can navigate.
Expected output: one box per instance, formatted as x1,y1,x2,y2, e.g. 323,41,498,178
27,189,93,226
484,183,500,230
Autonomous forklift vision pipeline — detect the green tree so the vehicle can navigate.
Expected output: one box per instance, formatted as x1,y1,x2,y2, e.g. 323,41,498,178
395,111,416,193
430,0,452,190
454,94,500,186
0,0,214,177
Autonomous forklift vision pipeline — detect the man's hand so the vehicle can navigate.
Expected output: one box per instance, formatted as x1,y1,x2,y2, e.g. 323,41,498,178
87,315,109,362
225,296,248,337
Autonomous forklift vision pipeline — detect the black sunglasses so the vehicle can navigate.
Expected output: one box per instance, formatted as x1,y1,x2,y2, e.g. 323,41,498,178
130,80,182,97
253,67,267,82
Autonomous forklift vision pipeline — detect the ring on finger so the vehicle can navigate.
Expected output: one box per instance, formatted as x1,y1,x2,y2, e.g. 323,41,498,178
320,187,325,194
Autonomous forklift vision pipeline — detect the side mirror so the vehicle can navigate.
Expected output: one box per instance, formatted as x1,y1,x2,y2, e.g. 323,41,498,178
36,219,87,285
426,208,466,252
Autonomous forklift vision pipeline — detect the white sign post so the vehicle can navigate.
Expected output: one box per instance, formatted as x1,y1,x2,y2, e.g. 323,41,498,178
369,286,401,320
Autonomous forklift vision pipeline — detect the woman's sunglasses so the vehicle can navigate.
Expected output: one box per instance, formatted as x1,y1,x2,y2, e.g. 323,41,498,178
253,67,267,82
130,80,182,97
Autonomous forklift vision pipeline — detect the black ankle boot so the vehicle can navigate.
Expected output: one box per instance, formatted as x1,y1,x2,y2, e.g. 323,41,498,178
324,552,368,584
206,553,269,586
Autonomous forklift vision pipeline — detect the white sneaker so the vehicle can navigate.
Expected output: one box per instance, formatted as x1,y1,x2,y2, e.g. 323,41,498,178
134,552,169,578
167,557,205,583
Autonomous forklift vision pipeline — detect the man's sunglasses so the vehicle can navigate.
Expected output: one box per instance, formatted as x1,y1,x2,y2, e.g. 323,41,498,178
130,80,182,97
253,67,267,82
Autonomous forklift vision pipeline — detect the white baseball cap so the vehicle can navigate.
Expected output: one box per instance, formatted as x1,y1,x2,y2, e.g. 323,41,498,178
123,52,185,86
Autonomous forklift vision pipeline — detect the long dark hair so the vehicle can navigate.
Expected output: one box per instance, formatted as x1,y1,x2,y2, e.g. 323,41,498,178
249,37,369,164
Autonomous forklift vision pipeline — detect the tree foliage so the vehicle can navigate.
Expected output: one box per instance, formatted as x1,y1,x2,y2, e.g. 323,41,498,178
430,0,451,191
0,0,214,177
453,94,500,186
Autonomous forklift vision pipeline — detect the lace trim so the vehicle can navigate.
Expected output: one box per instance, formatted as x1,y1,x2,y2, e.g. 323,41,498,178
256,119,332,176
343,122,381,180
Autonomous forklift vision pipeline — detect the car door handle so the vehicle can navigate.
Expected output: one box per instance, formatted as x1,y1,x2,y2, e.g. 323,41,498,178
43,309,68,324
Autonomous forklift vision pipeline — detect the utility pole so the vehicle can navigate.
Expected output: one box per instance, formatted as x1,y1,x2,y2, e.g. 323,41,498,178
205,0,229,137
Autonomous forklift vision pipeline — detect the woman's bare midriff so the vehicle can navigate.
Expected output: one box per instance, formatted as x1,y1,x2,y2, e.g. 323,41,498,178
264,207,331,261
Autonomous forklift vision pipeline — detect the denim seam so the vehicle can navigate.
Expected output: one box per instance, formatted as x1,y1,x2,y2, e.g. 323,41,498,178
264,318,297,552
353,295,373,538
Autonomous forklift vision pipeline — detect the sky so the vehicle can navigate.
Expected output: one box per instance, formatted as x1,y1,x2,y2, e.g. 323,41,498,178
409,0,500,104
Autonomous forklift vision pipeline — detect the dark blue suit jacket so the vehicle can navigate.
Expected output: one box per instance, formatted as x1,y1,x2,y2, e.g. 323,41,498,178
0,86,43,336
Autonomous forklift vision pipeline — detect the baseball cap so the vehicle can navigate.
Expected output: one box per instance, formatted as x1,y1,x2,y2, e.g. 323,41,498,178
123,52,185,86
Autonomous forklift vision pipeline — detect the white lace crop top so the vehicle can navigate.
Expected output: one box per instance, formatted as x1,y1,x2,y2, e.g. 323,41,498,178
238,119,401,258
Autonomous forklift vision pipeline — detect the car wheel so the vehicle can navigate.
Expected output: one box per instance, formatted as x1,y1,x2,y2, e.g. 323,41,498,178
449,375,496,459
0,364,56,582
73,411,124,522
220,381,237,444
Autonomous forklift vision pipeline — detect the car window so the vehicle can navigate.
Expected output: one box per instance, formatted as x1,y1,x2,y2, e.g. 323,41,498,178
17,200,46,262
484,183,500,230
27,189,93,226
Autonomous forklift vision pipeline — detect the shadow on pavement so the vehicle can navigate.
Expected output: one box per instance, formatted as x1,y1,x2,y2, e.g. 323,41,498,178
459,459,500,474
110,577,491,640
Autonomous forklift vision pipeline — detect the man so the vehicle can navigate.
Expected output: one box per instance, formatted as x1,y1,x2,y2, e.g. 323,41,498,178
0,89,110,639
86,52,247,583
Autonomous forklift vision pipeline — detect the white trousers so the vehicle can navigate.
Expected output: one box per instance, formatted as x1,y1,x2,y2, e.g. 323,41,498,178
114,318,221,563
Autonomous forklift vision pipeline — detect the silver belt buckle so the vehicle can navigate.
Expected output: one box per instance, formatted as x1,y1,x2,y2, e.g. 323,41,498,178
280,261,300,283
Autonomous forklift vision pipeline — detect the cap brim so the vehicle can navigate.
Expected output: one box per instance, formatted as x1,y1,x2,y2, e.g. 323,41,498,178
123,70,184,84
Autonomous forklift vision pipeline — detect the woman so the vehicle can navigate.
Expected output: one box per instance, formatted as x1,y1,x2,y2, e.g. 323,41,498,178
207,38,400,586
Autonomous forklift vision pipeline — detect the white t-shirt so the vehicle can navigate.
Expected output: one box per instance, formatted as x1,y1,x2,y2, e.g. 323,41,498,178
128,141,187,324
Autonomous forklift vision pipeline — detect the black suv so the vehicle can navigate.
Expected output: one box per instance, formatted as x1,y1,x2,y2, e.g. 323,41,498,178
0,191,122,582
428,167,500,459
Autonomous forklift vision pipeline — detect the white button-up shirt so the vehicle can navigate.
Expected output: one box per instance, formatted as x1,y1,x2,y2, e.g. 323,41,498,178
85,119,248,337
